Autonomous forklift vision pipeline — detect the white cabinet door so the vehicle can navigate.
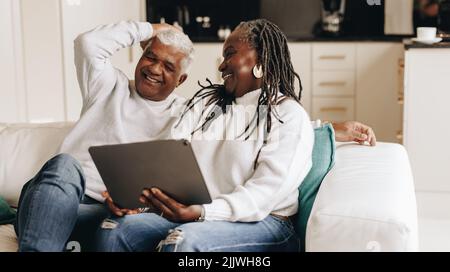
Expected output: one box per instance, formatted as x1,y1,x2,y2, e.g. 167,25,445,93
175,43,223,99
404,48,450,193
289,43,312,115
356,43,404,143
60,0,144,121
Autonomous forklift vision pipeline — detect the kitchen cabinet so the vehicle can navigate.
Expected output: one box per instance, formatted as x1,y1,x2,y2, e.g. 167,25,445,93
311,43,356,123
403,47,450,218
356,43,404,143
308,42,404,143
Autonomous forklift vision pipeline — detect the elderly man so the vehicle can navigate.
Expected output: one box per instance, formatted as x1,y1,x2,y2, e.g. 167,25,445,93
14,21,194,252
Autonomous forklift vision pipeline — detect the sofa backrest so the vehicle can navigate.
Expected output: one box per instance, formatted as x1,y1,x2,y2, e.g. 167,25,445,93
0,122,74,207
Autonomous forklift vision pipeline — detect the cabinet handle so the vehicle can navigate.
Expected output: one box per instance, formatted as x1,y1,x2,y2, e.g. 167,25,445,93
319,81,347,87
319,55,346,60
398,58,405,104
320,107,347,112
396,130,403,140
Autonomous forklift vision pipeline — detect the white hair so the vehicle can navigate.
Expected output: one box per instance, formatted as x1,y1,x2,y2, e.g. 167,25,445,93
144,29,194,73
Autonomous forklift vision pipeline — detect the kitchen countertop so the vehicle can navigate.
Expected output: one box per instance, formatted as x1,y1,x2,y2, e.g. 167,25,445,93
191,35,412,43
290,35,411,42
404,39,450,49
191,35,450,49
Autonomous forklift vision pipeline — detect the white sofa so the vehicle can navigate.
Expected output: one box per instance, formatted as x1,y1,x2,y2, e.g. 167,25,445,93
0,122,418,252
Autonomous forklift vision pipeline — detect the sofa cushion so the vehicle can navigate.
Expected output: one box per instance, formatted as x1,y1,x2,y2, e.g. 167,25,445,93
295,123,335,252
306,143,418,251
0,123,73,207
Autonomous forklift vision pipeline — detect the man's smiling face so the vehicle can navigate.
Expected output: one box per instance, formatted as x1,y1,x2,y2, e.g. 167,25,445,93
134,38,187,101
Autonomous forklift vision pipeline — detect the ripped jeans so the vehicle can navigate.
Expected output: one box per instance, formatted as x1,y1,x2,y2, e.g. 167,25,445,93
95,212,299,252
14,154,110,252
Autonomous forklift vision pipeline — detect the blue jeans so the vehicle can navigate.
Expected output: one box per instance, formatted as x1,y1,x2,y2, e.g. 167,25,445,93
14,154,110,252
96,212,300,252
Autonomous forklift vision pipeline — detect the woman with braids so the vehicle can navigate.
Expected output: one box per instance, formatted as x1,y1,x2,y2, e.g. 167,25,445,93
96,19,374,252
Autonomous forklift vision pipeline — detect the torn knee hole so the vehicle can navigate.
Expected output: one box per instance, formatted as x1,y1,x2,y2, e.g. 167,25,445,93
157,229,184,251
100,218,119,229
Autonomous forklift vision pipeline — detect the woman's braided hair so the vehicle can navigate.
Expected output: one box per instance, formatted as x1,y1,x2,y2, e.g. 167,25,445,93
177,19,302,139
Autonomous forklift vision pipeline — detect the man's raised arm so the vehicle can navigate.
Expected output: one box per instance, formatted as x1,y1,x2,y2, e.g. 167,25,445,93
73,21,153,105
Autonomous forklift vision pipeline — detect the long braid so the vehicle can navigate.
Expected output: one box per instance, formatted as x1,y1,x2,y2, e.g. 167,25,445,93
177,19,303,138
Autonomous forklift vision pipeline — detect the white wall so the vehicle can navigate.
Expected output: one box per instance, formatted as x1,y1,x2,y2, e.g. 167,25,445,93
60,0,143,121
0,0,26,122
21,0,66,123
1,0,145,123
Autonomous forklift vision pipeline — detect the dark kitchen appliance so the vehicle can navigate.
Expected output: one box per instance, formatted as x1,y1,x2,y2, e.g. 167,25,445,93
321,0,346,36
343,0,385,36
439,0,450,33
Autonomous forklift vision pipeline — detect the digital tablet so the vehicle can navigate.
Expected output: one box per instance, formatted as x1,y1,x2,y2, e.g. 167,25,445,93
89,139,211,209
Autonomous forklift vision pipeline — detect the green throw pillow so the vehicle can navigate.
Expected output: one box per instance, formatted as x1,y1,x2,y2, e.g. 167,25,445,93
0,196,16,225
294,123,336,252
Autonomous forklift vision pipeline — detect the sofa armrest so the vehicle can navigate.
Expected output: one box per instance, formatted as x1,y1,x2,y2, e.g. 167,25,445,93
306,142,418,252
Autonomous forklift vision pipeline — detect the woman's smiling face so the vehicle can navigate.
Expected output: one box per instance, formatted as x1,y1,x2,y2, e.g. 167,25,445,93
218,29,262,98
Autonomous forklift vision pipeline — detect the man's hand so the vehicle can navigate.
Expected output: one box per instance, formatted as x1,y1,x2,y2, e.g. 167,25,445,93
140,23,184,51
332,121,377,146
140,188,202,223
102,191,140,217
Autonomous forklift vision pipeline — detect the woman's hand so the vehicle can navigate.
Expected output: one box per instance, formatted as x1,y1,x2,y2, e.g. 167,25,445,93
140,188,202,223
332,121,377,146
102,191,140,217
